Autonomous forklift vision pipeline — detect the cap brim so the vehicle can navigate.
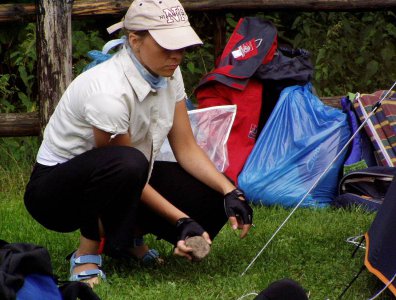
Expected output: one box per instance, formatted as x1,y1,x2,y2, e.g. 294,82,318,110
149,26,203,50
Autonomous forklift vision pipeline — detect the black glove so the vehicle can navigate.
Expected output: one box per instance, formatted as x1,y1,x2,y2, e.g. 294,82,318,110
175,217,205,242
224,188,253,224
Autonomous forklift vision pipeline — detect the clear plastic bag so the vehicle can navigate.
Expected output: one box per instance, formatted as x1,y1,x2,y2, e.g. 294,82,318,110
238,84,351,208
156,105,236,172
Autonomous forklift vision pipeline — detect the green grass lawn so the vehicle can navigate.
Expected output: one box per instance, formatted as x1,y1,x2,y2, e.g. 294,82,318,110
0,138,394,299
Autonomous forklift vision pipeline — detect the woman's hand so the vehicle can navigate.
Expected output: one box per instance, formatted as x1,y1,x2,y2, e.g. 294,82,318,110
224,188,253,238
168,101,253,240
173,217,212,260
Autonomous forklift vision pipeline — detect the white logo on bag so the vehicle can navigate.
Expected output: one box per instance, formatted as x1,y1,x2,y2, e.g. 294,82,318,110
232,39,262,59
161,6,186,23
307,147,321,171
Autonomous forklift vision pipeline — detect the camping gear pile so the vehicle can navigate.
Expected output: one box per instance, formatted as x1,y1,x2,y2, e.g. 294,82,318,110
191,16,396,299
194,16,351,208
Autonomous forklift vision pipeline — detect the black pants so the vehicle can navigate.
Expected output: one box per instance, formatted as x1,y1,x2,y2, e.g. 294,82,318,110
24,146,227,248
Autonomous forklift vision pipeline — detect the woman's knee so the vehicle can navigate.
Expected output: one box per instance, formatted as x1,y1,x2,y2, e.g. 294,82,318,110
110,147,149,183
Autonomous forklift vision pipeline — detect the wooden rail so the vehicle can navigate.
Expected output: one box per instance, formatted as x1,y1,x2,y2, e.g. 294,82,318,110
0,97,344,137
1,0,396,23
0,113,40,137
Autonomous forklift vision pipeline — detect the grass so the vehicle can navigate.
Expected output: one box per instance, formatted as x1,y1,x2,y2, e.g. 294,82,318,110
0,137,394,299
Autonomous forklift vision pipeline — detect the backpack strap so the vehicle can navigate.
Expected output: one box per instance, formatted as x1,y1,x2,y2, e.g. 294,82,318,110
102,36,126,54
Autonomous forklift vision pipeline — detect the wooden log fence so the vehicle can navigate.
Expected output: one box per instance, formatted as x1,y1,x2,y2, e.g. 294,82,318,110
1,0,395,137
0,113,39,137
2,0,396,23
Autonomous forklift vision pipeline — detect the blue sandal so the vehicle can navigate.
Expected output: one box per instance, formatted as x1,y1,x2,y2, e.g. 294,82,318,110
133,237,163,265
102,237,163,266
69,252,106,282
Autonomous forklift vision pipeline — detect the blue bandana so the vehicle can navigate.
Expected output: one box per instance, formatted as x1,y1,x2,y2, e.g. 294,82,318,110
126,42,168,90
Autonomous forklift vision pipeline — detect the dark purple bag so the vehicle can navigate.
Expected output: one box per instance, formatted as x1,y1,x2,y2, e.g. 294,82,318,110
341,95,377,174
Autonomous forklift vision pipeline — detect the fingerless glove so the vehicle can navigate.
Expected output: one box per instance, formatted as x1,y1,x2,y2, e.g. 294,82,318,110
224,188,253,224
175,217,205,242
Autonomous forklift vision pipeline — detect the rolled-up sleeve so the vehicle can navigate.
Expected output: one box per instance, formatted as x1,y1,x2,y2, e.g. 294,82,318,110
84,93,130,135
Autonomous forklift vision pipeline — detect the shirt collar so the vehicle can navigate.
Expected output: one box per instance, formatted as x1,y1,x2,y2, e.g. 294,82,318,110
119,46,154,102
125,43,168,90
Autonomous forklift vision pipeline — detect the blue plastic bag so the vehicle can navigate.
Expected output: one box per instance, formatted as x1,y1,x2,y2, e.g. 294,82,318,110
83,36,126,72
238,84,351,208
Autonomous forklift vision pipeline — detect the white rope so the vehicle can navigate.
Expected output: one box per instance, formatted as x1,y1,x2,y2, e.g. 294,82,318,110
367,272,396,300
235,292,259,300
241,81,396,277
346,235,366,249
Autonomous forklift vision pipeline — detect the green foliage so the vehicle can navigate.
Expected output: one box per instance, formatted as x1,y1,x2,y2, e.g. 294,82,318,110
181,43,214,99
0,21,105,113
0,74,19,112
291,11,396,96
71,22,106,76
0,23,37,113
180,13,215,99
0,137,38,195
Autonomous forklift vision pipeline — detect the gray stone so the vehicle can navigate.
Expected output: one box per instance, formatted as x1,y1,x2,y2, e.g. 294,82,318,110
185,236,211,262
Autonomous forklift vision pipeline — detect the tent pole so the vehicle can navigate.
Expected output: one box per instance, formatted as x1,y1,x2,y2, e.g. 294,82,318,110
337,265,366,299
241,80,396,277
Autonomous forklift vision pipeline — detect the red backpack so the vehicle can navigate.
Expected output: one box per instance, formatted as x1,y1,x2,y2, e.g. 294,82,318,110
195,17,278,184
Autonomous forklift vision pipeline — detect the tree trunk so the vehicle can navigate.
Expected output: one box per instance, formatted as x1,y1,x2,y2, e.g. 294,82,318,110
36,0,73,136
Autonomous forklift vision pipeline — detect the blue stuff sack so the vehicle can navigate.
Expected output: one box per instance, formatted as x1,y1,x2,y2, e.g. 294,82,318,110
238,84,351,208
16,274,62,300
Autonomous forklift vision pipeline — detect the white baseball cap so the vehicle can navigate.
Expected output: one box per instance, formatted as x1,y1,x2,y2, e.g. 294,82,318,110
107,0,203,50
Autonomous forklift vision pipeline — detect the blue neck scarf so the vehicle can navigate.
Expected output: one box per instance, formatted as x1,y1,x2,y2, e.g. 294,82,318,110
126,42,168,90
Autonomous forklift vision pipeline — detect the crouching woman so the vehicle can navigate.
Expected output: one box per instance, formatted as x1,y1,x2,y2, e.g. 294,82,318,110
24,0,253,287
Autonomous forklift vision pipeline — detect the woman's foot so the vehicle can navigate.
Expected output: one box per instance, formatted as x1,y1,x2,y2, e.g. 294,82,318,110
69,251,106,288
102,237,164,265
129,242,150,259
70,237,106,288
73,261,100,279
128,241,164,265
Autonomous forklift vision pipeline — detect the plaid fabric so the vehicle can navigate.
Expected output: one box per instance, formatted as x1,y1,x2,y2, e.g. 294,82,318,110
353,90,396,167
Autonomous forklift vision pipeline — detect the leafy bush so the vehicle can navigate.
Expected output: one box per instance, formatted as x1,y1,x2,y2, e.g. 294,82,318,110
0,23,36,113
291,11,396,96
71,21,106,76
